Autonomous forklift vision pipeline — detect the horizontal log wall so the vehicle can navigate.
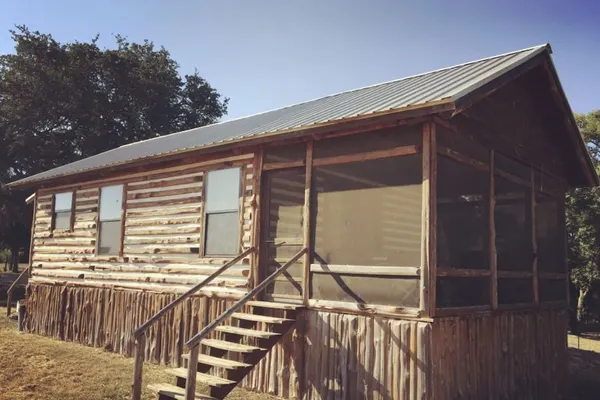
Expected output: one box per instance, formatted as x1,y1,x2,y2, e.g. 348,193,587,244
31,156,255,297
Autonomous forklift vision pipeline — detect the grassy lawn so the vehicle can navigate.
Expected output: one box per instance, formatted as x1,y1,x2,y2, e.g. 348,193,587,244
0,307,277,400
0,307,599,399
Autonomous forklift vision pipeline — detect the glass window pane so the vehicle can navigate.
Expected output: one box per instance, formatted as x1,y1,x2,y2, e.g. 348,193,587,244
55,192,72,211
205,168,241,212
98,220,121,255
437,156,489,269
314,155,422,267
495,176,531,271
205,212,239,255
54,212,71,230
99,185,123,221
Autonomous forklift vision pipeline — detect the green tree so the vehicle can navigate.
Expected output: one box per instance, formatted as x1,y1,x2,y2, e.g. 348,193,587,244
568,110,600,322
0,26,229,271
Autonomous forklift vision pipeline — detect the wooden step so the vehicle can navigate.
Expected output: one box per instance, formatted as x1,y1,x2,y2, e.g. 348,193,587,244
167,367,235,387
201,338,264,353
246,300,301,310
147,383,216,400
182,353,251,369
231,312,292,324
216,325,281,339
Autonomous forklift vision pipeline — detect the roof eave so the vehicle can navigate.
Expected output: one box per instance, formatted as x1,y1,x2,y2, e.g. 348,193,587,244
8,100,455,189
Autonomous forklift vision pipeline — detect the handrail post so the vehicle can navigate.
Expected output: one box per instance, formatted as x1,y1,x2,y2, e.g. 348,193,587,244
132,333,145,400
185,343,199,399
6,266,30,316
185,247,307,348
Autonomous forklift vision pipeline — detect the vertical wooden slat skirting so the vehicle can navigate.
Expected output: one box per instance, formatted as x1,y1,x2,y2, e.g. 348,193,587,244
25,283,567,399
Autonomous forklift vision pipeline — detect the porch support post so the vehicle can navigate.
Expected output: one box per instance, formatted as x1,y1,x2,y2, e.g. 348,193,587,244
421,121,437,317
302,141,314,305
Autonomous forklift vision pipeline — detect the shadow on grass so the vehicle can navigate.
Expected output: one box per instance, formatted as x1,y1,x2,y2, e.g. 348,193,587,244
567,347,600,400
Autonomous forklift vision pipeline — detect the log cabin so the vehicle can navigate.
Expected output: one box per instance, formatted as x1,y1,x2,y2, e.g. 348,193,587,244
8,44,597,400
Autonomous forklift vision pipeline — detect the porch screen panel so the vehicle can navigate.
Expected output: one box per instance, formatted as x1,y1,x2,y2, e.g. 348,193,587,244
264,168,305,298
313,126,421,159
436,154,490,308
312,154,422,307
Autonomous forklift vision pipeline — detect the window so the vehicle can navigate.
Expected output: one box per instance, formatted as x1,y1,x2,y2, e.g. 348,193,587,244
53,192,73,230
98,185,123,255
204,168,241,256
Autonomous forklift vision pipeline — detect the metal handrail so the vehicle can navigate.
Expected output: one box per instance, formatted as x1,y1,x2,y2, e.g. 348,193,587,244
131,247,255,400
6,266,30,316
183,247,307,400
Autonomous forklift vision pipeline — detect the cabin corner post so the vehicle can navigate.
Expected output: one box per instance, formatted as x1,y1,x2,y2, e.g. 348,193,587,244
531,168,539,306
28,191,38,278
422,121,437,317
251,149,264,290
302,141,314,305
490,150,498,309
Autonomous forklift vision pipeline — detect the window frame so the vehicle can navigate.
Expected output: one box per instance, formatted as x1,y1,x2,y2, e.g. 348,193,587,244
96,184,125,256
51,191,75,232
201,167,242,257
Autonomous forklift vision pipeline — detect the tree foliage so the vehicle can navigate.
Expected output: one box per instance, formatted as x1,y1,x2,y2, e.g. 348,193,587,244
568,110,600,321
0,26,228,270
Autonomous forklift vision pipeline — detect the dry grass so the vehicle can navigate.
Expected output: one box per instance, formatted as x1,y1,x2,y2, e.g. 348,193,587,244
1,307,599,399
566,334,600,399
0,308,277,400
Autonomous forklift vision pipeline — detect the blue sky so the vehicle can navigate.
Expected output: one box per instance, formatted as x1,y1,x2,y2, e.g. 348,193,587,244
1,0,599,120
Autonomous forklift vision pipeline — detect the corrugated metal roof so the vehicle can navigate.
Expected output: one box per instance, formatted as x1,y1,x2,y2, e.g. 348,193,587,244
10,44,550,186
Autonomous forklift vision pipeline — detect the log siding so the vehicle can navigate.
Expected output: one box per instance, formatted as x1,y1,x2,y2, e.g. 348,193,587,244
30,156,255,297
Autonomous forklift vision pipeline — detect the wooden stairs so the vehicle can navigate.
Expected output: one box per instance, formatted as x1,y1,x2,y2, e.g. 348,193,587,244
148,300,301,400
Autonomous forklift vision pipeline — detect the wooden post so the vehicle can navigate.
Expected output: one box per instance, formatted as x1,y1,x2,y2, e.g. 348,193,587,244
132,333,145,400
17,301,25,331
490,150,498,309
6,291,12,316
118,184,128,257
421,122,436,316
302,141,314,305
185,316,200,400
28,192,37,278
251,150,264,291
69,191,76,231
531,168,539,306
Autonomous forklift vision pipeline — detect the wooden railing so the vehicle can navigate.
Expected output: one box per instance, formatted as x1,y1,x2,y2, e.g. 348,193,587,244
6,266,30,316
131,247,255,400
183,247,307,400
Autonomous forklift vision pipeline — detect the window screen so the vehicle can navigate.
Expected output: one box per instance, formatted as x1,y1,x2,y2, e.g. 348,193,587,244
495,175,532,271
437,156,489,270
313,155,422,266
204,168,241,256
536,193,564,273
53,192,73,230
98,185,123,255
